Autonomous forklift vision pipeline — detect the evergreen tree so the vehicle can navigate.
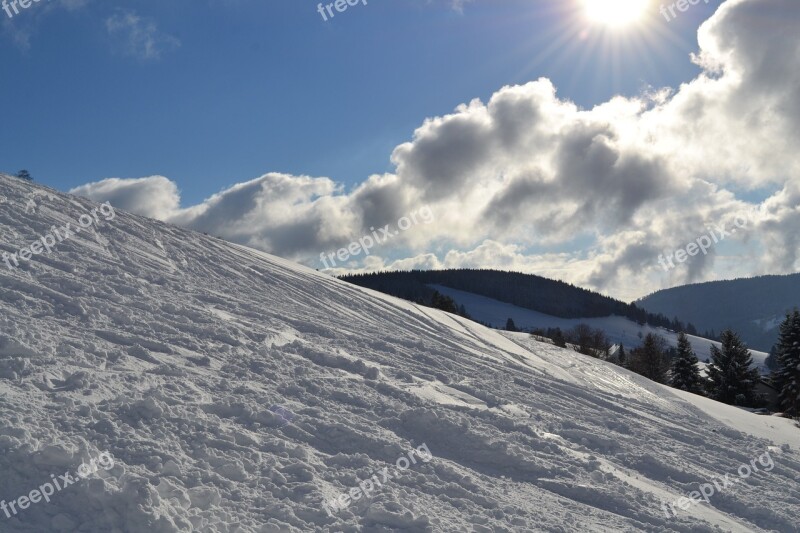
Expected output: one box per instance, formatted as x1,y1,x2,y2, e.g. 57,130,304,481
765,344,781,372
430,291,458,314
551,328,567,348
629,334,670,383
505,318,517,332
664,345,678,361
774,309,800,417
617,344,626,366
706,329,761,406
670,333,702,393
15,169,32,181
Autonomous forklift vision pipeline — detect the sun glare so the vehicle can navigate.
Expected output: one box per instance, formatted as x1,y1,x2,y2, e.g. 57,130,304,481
582,0,650,28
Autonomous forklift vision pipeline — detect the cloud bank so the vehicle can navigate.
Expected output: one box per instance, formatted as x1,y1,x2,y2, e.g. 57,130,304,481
70,0,800,300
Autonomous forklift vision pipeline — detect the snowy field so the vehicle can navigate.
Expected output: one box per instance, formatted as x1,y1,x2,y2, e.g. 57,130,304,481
429,284,771,371
0,174,798,532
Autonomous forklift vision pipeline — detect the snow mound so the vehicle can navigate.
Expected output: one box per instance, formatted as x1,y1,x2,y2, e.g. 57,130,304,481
0,174,799,532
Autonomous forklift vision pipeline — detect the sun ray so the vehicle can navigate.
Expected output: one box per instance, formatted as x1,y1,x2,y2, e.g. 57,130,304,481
500,0,696,110
582,0,650,28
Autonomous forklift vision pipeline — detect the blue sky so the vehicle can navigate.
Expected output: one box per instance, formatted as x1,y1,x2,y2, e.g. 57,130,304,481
1,0,721,204
5,0,797,301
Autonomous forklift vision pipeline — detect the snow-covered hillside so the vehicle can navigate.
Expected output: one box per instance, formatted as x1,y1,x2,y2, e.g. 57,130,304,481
0,174,798,532
430,284,770,371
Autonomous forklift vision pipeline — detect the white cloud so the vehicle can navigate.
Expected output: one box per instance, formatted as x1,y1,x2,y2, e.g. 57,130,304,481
449,0,473,14
70,176,181,220
70,0,800,300
106,10,180,61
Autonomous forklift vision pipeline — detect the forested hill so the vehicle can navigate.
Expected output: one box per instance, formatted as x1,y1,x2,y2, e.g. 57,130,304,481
638,273,800,351
339,269,696,332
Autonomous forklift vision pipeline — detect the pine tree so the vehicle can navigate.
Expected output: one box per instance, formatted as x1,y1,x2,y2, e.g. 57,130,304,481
551,328,567,348
706,329,761,406
630,334,670,383
15,169,32,181
774,309,800,417
617,344,626,366
765,345,780,372
430,291,457,314
505,318,517,332
670,332,702,393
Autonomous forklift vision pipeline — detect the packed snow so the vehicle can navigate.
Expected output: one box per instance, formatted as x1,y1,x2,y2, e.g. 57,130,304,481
0,174,798,532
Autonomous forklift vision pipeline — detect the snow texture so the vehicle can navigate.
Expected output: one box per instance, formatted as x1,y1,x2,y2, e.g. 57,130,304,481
0,175,798,532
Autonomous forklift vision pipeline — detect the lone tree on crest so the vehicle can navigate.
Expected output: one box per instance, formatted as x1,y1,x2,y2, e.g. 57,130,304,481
16,169,33,181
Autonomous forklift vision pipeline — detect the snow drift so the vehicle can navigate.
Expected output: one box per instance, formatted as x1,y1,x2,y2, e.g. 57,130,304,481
0,174,798,532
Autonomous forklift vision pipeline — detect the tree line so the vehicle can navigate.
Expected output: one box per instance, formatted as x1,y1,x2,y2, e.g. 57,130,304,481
340,269,699,333
531,312,800,418
338,270,798,418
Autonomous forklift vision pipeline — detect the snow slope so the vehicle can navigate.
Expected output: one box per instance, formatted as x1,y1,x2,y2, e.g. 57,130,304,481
0,174,798,532
429,284,770,371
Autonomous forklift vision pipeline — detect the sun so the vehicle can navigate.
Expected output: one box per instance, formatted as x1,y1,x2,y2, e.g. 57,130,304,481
581,0,650,28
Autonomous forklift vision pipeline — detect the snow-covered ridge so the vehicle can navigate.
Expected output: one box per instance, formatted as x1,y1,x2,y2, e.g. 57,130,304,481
428,284,771,371
0,174,798,532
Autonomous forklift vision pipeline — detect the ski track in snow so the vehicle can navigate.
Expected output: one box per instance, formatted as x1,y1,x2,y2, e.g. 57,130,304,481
0,175,799,532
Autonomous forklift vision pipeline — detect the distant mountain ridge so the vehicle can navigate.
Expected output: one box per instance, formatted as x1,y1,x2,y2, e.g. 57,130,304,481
427,283,769,371
637,273,800,352
340,269,697,332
